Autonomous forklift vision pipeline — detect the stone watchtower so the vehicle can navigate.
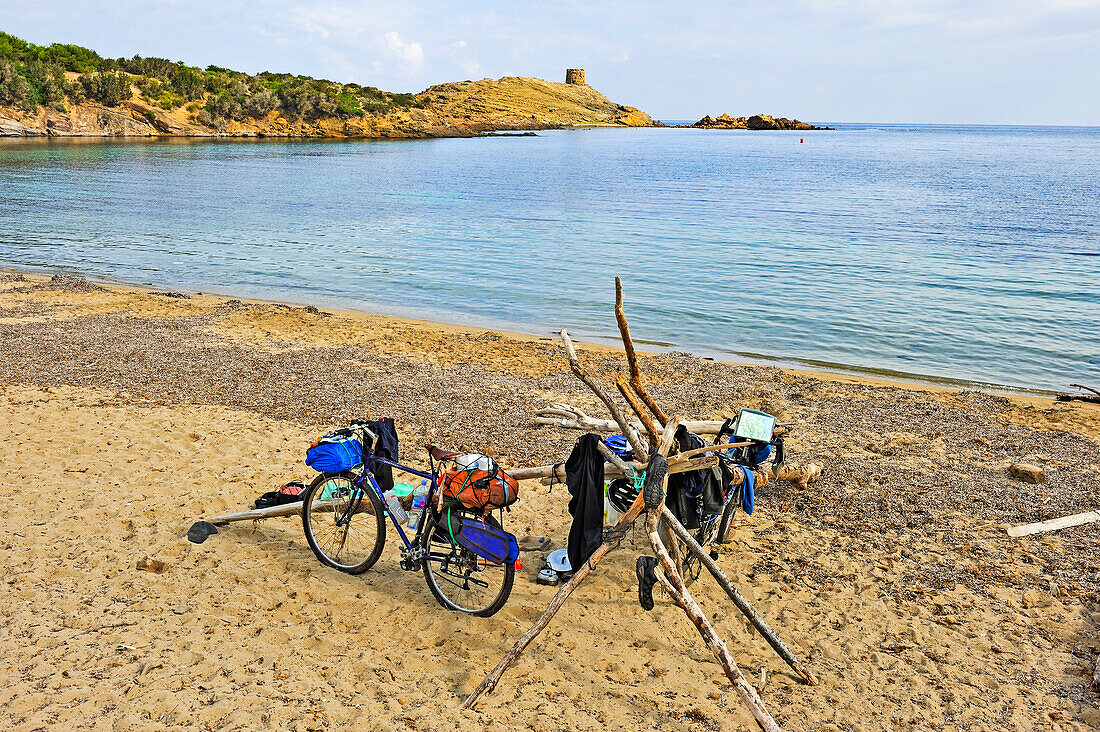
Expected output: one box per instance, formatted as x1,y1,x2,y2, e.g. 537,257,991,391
565,68,585,85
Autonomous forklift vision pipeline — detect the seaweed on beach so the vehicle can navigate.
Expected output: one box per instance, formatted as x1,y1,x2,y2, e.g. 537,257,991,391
0,300,1098,602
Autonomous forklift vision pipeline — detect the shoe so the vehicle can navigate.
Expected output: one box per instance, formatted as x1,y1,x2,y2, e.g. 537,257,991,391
636,555,658,611
643,454,668,509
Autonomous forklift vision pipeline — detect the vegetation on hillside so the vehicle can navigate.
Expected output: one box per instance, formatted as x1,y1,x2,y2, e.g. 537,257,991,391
0,31,422,127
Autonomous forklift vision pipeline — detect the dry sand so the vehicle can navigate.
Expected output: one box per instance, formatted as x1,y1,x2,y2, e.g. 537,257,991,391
1,273,1099,731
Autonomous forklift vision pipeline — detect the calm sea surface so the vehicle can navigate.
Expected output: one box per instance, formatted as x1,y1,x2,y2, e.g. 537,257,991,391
1,124,1098,392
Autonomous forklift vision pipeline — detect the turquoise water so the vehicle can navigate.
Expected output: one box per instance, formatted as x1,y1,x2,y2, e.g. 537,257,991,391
1,125,1098,392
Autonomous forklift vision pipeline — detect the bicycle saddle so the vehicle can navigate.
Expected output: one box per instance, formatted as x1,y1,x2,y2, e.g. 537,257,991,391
426,444,461,461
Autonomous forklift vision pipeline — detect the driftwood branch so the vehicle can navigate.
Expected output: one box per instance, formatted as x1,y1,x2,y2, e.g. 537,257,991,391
643,460,782,731
513,454,717,484
615,276,669,426
616,376,659,450
771,463,822,490
533,405,790,440
202,495,369,526
659,505,816,685
560,328,649,462
461,422,684,711
1007,510,1100,538
1056,384,1100,404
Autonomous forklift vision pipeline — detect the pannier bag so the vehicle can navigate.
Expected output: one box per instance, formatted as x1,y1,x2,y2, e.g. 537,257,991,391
440,454,520,513
305,431,363,473
440,508,519,565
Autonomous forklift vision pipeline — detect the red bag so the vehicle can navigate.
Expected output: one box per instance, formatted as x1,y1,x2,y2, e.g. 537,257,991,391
441,461,520,514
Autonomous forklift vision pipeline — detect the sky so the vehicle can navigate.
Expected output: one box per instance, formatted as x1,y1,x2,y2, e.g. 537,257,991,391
3,0,1099,124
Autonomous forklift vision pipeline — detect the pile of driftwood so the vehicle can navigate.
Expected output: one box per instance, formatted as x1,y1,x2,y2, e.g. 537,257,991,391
462,279,822,731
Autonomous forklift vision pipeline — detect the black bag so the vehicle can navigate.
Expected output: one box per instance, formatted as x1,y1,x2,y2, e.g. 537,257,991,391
253,481,305,509
666,426,724,529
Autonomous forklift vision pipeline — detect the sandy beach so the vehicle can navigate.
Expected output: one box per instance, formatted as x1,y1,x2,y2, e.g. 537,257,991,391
2,271,1098,731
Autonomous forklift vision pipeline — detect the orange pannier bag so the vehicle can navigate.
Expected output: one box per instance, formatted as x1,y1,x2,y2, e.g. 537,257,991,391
440,462,520,514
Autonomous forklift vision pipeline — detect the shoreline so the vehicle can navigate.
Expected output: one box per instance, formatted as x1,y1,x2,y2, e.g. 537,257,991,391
0,263,1067,401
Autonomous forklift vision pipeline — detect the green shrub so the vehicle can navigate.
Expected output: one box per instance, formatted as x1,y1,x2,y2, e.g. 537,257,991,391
243,88,277,118
79,71,132,106
1,31,423,118
0,60,32,107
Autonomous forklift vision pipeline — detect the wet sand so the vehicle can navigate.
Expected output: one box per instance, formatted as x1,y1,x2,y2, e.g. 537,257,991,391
2,272,1098,730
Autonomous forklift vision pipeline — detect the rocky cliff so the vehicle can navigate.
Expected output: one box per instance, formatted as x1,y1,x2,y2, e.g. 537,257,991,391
688,113,831,131
0,76,652,139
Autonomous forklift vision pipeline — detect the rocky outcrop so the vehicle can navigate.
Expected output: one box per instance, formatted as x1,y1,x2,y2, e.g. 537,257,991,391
688,114,831,131
0,76,653,139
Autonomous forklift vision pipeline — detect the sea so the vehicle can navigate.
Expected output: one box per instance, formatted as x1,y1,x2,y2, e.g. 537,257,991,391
1,123,1098,393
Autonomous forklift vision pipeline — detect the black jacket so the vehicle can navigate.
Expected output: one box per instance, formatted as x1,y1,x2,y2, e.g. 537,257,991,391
565,433,605,570
366,418,399,492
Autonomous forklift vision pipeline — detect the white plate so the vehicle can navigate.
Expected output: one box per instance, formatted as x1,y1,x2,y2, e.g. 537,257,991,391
546,548,572,573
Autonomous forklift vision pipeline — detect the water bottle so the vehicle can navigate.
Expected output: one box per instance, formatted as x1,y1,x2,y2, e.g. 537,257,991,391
383,490,408,524
407,480,429,530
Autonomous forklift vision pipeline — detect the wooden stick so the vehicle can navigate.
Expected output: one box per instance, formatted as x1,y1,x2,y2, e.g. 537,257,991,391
614,276,670,426
659,505,817,685
561,328,649,462
203,491,391,526
533,407,789,438
461,482,648,709
204,503,306,525
1056,383,1100,404
644,486,782,730
461,419,683,711
616,376,659,450
671,441,752,462
1006,510,1100,538
516,455,717,483
771,463,822,490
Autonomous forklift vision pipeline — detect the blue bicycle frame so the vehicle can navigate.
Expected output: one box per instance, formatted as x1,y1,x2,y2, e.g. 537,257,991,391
353,454,438,553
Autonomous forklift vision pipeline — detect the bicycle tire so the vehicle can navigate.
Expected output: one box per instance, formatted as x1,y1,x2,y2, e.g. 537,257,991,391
421,511,514,617
301,470,385,575
716,492,739,545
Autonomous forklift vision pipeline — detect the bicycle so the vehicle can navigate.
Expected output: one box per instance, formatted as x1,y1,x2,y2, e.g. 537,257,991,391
299,424,515,617
678,412,785,583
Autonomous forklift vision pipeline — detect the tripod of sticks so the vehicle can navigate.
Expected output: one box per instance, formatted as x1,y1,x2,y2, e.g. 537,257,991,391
461,278,822,731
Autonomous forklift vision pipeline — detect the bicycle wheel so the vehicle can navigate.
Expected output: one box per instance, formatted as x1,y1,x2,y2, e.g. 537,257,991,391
716,493,739,545
302,470,385,575
421,511,514,617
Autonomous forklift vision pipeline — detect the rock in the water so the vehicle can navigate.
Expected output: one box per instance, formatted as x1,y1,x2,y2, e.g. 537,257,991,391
689,113,832,131
1008,463,1045,484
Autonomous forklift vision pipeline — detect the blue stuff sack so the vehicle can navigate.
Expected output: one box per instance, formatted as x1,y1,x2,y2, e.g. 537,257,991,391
305,435,363,473
442,509,519,565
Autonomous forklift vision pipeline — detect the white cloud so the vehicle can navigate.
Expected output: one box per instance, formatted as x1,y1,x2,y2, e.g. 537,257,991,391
381,31,424,74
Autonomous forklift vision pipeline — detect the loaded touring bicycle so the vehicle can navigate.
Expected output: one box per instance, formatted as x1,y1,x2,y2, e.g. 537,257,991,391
300,420,521,617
